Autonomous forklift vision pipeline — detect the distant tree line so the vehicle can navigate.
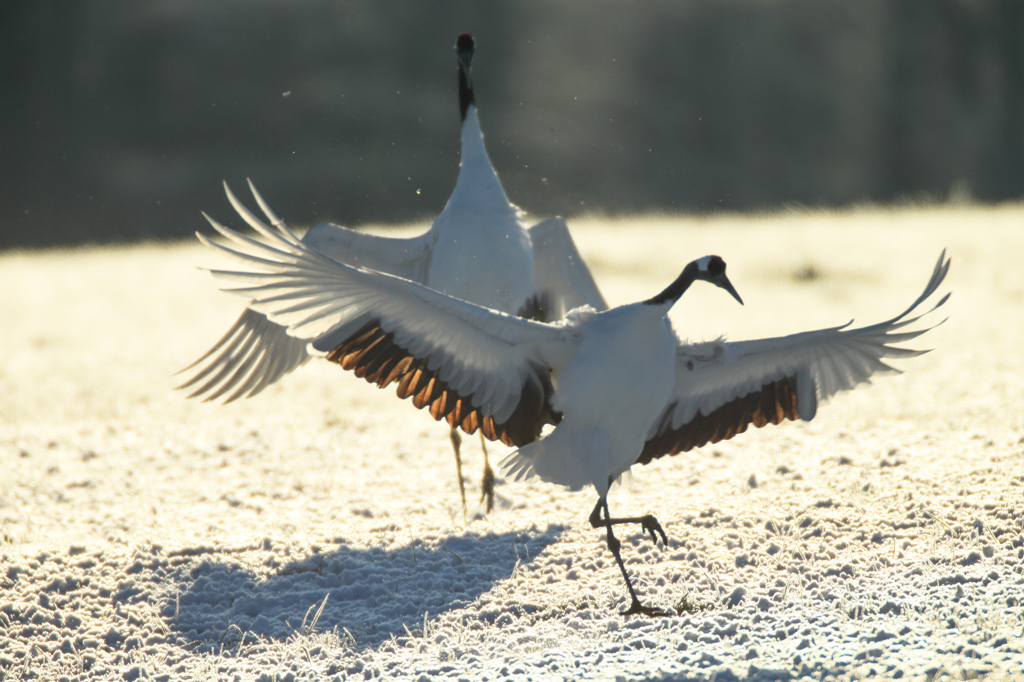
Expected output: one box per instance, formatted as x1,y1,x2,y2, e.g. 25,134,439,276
1,0,1021,249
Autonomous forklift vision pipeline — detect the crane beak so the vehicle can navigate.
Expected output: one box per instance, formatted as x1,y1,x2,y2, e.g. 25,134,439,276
715,273,744,305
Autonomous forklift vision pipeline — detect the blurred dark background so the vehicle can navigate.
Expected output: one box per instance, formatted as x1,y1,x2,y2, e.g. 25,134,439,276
2,0,1022,251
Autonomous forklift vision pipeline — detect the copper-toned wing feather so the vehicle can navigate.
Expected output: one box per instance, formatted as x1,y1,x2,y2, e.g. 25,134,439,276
324,319,559,446
638,374,800,464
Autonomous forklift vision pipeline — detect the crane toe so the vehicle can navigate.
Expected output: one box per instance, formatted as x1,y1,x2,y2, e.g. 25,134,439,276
622,598,670,617
641,515,668,546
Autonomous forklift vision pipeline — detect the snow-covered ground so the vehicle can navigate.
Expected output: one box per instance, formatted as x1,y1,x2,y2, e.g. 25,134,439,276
2,205,1023,681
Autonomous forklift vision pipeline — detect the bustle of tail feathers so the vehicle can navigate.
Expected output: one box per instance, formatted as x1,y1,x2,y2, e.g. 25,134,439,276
502,445,633,491
500,444,539,483
499,427,612,494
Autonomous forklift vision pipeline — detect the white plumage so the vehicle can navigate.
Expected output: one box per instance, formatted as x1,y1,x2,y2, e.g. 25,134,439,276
178,33,606,513
193,188,950,614
502,302,679,493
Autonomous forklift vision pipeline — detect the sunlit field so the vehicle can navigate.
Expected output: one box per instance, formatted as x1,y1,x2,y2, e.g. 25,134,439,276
2,204,1023,681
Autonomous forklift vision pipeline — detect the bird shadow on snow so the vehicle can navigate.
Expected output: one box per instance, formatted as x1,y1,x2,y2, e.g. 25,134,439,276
164,527,565,653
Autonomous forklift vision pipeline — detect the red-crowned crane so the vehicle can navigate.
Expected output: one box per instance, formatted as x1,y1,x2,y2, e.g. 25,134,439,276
193,189,950,615
177,34,607,514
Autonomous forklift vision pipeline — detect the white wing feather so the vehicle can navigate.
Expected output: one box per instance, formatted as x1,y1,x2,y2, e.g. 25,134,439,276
236,179,434,279
647,251,950,442
176,306,313,403
198,191,574,422
528,216,608,319
177,180,434,402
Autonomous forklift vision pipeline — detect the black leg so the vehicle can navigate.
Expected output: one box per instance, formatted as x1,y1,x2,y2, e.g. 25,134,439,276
449,428,467,515
588,499,667,547
478,432,494,514
589,497,668,616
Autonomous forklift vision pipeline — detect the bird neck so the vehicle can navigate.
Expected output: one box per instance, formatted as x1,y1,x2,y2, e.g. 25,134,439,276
644,263,699,308
459,64,474,121
447,106,513,211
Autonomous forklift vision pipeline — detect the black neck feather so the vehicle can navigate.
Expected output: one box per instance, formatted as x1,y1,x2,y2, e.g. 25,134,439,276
456,34,475,121
459,67,474,121
645,262,699,306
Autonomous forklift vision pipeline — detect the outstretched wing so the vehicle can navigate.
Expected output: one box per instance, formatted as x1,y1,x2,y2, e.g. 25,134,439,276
197,188,574,446
177,180,434,402
524,217,608,321
639,251,950,463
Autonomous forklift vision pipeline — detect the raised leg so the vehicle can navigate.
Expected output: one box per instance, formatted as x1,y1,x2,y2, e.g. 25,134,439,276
449,428,467,515
588,499,667,546
478,431,495,513
589,497,668,616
